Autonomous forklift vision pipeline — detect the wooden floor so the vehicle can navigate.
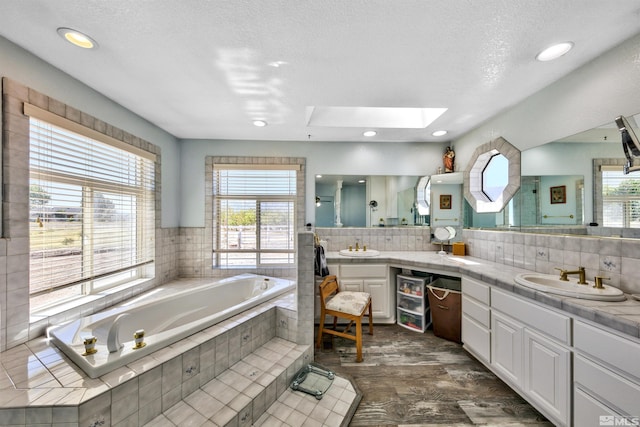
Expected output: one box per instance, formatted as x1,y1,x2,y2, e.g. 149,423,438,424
314,324,554,426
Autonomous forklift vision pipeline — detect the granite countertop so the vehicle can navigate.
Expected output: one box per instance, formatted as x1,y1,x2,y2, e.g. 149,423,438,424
325,250,640,340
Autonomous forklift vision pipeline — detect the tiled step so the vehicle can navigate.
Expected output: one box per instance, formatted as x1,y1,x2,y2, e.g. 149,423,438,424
145,337,309,426
145,337,359,427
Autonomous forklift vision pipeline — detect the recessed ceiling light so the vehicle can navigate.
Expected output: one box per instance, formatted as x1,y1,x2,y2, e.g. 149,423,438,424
316,174,323,178
358,179,366,183
363,130,377,137
536,42,573,61
57,27,97,49
253,120,268,127
432,130,448,137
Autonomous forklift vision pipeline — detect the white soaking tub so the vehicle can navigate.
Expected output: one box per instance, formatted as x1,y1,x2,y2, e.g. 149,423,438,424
49,274,296,378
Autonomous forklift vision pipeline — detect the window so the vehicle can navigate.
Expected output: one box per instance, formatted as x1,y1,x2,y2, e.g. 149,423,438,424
28,111,155,310
213,165,297,267
601,165,640,227
482,153,508,202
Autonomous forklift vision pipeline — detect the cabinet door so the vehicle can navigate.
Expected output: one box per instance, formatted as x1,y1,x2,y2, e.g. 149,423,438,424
491,311,523,388
364,279,390,319
462,313,490,363
523,329,570,427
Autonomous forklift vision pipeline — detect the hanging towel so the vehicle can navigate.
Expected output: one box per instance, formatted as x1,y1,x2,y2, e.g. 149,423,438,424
315,244,330,277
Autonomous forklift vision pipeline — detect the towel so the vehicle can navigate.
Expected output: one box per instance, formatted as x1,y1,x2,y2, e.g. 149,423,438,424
314,244,330,277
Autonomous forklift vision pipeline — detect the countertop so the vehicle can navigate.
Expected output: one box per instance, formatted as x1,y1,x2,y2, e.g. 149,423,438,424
325,250,640,340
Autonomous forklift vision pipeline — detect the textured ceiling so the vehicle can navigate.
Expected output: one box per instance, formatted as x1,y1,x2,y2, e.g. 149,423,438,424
1,1,640,142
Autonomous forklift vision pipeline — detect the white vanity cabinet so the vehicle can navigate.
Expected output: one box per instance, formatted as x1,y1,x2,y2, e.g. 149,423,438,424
338,264,394,323
487,288,572,427
461,277,491,363
573,320,640,423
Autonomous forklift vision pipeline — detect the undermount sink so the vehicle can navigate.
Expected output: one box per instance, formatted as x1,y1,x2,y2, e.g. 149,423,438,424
515,273,626,301
339,249,380,257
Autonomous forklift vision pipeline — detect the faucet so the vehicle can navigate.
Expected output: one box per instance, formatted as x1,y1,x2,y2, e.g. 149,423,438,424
555,266,587,284
107,313,130,353
355,242,360,251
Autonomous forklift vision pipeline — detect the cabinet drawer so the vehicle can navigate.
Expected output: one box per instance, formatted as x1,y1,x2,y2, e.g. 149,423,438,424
462,277,490,305
397,274,429,295
491,288,570,345
340,264,386,278
398,293,425,313
574,320,640,381
462,294,490,328
573,387,619,427
575,354,640,416
398,309,426,332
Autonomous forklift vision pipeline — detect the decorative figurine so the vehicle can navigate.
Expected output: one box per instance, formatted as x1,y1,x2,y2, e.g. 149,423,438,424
443,146,455,173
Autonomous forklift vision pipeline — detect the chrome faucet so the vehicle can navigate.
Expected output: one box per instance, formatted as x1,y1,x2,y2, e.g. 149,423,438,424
555,266,587,284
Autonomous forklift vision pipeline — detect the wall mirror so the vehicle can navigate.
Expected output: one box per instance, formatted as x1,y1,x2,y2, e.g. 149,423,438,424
315,172,464,232
315,175,426,227
464,113,640,236
465,175,584,229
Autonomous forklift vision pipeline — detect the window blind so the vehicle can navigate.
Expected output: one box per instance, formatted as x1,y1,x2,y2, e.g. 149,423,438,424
602,166,640,228
29,117,155,297
213,166,296,267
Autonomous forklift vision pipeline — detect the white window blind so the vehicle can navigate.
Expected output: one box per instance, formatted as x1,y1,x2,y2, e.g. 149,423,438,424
602,166,640,228
28,116,155,301
213,166,296,267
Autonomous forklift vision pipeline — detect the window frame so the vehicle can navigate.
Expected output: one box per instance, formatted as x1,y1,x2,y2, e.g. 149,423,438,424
212,164,298,268
598,162,640,228
26,103,156,309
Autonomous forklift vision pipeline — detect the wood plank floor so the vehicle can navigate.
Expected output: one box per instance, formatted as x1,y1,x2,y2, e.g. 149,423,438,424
314,324,554,426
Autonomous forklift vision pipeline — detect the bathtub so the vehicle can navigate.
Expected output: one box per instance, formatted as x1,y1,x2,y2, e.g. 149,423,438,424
49,274,296,378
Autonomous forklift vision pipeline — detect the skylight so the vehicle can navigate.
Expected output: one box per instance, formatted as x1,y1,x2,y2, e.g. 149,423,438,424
306,106,447,129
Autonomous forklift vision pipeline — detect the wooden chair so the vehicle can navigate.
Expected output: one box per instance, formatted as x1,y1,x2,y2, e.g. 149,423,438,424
316,275,373,362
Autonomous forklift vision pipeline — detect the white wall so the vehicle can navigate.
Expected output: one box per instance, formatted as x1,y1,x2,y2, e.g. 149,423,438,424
452,33,640,172
179,139,448,227
0,36,182,227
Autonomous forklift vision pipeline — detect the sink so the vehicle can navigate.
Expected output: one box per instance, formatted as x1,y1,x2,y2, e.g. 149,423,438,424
515,273,626,301
339,249,380,257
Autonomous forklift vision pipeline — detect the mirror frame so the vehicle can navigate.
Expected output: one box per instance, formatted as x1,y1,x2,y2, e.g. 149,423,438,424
464,136,521,213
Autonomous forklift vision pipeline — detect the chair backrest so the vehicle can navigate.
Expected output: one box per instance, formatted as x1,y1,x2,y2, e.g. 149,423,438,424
318,275,339,307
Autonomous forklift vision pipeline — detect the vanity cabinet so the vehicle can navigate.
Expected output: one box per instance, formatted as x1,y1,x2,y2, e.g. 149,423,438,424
461,277,490,363
338,264,394,323
475,287,571,427
573,320,640,421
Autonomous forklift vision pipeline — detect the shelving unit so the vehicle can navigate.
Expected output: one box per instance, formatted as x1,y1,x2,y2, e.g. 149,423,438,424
396,274,432,332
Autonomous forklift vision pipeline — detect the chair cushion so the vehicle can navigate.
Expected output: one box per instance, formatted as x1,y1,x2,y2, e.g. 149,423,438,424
325,291,370,316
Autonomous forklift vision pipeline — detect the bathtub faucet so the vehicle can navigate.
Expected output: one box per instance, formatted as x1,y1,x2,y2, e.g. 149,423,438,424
107,313,130,353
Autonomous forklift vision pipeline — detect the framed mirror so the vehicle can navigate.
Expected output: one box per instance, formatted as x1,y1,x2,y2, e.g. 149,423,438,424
464,136,521,213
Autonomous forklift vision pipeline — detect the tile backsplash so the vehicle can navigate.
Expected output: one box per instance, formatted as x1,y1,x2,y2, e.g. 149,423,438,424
315,226,434,252
463,228,640,295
